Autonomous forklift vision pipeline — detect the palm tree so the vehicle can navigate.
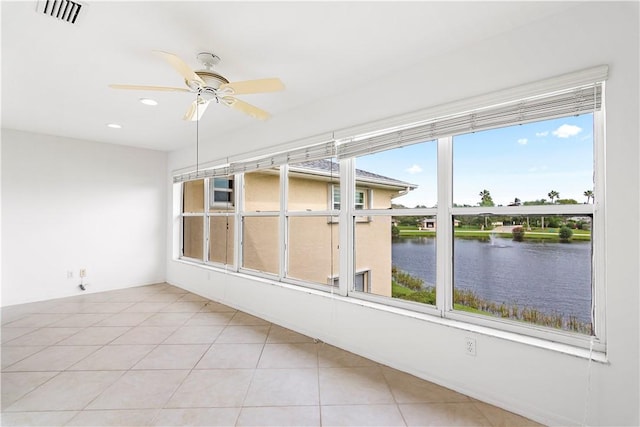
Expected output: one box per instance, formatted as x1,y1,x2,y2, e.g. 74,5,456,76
548,190,559,204
478,189,494,207
584,190,594,204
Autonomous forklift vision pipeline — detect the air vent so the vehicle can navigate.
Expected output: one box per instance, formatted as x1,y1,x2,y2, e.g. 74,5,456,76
37,0,84,24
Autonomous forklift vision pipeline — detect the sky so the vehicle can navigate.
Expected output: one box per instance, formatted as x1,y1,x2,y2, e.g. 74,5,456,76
355,113,594,208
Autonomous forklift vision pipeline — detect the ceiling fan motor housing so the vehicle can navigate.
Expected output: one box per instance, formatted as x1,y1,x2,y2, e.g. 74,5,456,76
190,71,230,100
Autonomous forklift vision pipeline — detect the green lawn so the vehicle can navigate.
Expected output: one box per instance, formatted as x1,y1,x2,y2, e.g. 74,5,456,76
397,227,590,241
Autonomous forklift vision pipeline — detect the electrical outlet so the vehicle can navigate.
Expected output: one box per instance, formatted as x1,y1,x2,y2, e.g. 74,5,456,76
66,271,73,279
79,268,87,278
465,337,477,356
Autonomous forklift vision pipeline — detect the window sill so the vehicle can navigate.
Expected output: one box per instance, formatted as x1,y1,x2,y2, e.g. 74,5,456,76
172,257,608,363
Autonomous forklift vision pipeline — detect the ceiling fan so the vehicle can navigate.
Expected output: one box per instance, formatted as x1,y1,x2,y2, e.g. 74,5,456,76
110,51,284,121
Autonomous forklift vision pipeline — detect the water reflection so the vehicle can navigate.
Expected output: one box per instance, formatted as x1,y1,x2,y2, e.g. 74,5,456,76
392,236,592,324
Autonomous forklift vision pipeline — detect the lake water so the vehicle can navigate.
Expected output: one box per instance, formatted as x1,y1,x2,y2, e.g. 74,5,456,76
391,236,592,323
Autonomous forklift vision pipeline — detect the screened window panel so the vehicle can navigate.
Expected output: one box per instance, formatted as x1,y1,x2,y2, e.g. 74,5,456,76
182,216,204,260
242,216,279,274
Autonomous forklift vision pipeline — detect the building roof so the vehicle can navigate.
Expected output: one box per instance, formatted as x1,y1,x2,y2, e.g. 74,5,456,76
289,159,417,190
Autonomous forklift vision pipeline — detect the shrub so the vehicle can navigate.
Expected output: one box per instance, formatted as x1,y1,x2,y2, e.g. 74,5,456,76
559,226,573,242
399,289,436,305
391,266,424,290
391,224,400,237
546,217,562,228
512,226,525,242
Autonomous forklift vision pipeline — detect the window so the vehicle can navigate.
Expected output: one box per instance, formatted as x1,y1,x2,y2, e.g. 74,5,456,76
241,170,280,275
175,69,605,350
354,271,370,292
333,271,369,292
210,178,233,207
287,159,339,289
451,114,595,334
452,214,593,334
288,216,339,286
181,180,205,260
351,140,438,307
331,186,367,210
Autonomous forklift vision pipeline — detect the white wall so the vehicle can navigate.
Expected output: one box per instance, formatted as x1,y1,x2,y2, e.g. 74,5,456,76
1,129,167,306
167,3,639,426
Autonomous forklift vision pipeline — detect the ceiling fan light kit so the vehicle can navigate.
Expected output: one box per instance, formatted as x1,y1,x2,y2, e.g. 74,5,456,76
109,50,283,121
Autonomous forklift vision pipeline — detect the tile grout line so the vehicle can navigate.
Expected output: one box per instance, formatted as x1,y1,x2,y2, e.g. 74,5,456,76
42,288,183,425
233,322,272,426
147,300,239,426
61,293,171,425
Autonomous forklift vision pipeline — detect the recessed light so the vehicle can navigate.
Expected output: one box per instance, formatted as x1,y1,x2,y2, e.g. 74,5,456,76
107,123,122,129
139,98,158,106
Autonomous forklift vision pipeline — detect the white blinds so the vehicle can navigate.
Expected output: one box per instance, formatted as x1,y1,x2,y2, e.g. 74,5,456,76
337,83,603,159
229,140,335,174
173,165,231,183
173,140,335,183
174,65,607,183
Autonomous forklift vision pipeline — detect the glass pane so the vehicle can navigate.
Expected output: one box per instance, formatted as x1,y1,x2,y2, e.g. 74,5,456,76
244,169,280,211
354,272,366,292
354,215,436,305
183,180,204,213
213,178,233,189
453,114,594,207
287,216,338,286
355,140,437,208
242,216,279,274
209,216,234,265
453,214,592,334
213,191,232,203
288,158,338,211
209,177,234,213
182,216,203,260
355,191,364,209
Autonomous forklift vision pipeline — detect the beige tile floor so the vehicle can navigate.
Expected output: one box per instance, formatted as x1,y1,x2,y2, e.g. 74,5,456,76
1,283,543,426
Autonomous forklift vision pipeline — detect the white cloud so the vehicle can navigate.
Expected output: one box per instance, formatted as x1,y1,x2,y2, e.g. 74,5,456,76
517,138,528,145
406,164,423,174
536,131,549,137
552,124,582,138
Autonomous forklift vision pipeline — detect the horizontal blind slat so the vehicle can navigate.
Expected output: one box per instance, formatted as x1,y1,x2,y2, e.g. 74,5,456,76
337,84,602,159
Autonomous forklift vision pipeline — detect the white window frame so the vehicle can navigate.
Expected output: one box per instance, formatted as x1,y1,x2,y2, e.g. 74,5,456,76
174,66,607,354
209,177,234,209
330,184,370,210
344,113,604,352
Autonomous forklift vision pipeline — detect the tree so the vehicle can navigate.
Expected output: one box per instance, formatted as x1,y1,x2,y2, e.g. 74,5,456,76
523,199,547,206
584,190,594,204
508,197,521,206
559,226,573,242
548,190,559,204
557,198,578,205
479,189,494,207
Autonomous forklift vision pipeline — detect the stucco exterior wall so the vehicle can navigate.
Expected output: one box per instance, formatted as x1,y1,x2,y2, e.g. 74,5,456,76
195,170,401,293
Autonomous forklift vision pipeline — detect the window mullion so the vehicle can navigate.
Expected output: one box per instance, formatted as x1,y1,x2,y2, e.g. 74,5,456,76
339,157,353,297
235,173,244,270
280,165,288,280
436,136,453,314
203,178,210,263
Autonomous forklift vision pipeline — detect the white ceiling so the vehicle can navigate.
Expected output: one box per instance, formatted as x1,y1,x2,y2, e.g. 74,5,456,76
2,1,576,152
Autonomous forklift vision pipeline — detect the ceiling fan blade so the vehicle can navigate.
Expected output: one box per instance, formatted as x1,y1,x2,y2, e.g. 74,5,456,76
221,96,271,120
153,50,205,86
183,98,210,121
109,84,191,92
218,78,284,95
